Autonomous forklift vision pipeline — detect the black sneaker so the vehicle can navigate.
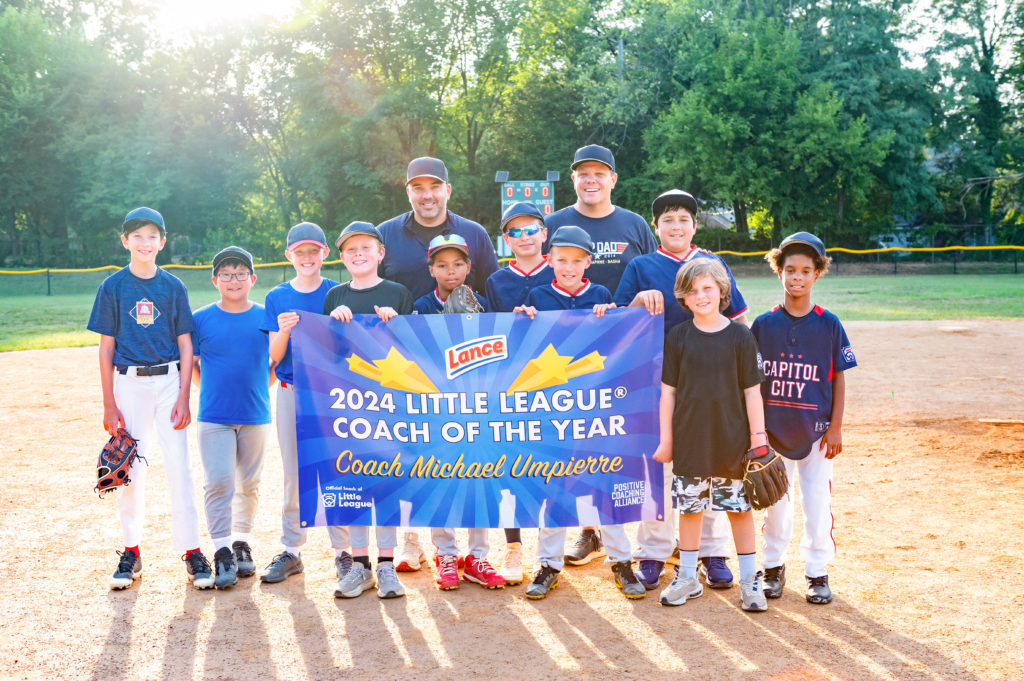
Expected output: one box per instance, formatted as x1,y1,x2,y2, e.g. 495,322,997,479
564,530,605,566
525,565,560,599
233,541,255,577
214,547,238,590
763,564,786,598
805,574,832,604
611,560,646,599
110,550,142,590
183,551,215,589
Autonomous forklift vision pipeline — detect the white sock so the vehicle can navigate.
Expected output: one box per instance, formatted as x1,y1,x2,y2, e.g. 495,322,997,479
283,545,301,558
233,532,250,545
738,553,757,582
334,548,350,558
680,550,699,579
213,536,232,552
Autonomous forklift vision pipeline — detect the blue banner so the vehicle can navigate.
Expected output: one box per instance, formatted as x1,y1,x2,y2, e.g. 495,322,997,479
292,308,664,529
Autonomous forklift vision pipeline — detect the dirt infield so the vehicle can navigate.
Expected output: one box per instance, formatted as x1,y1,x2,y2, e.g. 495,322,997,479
1,321,1022,680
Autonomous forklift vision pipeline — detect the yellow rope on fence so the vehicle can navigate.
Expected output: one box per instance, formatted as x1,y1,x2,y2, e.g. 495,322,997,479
1,247,1021,275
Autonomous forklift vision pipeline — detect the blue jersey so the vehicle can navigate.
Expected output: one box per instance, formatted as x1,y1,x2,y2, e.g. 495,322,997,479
543,206,657,295
524,279,613,311
259,278,338,385
484,258,551,312
414,288,490,315
192,303,271,425
751,305,858,460
87,266,195,367
614,246,749,334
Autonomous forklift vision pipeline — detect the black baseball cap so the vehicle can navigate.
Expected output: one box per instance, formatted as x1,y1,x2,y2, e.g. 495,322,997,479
651,190,699,221
122,207,166,236
336,221,383,249
779,231,827,258
548,225,594,255
286,222,328,252
406,157,449,184
500,202,545,233
570,144,615,172
212,246,254,275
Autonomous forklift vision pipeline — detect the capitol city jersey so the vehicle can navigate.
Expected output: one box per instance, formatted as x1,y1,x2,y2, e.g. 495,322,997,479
751,305,858,460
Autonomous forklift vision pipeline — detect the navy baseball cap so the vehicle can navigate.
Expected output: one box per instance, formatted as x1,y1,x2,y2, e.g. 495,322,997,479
500,202,545,233
427,233,470,259
336,221,383,249
286,222,328,252
548,225,594,255
652,190,699,220
570,144,615,172
406,157,449,184
779,231,827,258
122,207,165,236
212,246,254,275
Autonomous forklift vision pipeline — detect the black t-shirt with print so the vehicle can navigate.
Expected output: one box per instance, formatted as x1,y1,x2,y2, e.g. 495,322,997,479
322,280,415,316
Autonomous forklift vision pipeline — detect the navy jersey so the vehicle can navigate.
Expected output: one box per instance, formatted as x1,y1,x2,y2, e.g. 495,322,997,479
543,206,657,295
524,279,612,311
750,305,858,460
484,258,551,312
614,246,749,334
414,288,489,315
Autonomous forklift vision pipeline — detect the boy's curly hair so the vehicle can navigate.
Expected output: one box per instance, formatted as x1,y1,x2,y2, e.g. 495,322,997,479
765,243,832,275
674,258,732,313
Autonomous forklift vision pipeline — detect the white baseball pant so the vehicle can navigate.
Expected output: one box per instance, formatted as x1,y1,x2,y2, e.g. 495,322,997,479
431,528,489,559
536,525,632,572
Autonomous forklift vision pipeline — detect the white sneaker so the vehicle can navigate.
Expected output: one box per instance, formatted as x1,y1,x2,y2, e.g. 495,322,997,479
659,569,703,606
741,571,769,612
395,532,426,572
499,542,524,585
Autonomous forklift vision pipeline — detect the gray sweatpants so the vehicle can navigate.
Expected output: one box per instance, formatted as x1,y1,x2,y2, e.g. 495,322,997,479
277,384,349,549
198,421,270,539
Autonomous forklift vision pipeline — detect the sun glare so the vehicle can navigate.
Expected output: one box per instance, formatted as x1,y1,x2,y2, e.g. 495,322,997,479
157,0,298,33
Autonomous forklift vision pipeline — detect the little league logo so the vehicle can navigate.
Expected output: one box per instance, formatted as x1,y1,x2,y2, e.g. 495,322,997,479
842,346,855,363
756,352,764,372
322,493,336,507
130,299,161,328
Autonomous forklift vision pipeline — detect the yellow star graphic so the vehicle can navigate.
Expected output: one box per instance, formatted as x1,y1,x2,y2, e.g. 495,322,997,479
505,344,605,394
347,348,439,393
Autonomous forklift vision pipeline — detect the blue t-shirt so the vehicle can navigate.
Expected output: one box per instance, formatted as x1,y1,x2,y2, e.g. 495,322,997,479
414,288,489,315
543,206,657,295
376,211,500,300
524,279,613,311
751,305,858,460
485,258,551,312
192,303,271,425
259,278,338,385
614,246,749,335
87,266,195,367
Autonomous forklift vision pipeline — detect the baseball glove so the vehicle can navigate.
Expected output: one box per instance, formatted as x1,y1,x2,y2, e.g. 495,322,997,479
741,444,790,510
442,284,484,314
95,428,144,498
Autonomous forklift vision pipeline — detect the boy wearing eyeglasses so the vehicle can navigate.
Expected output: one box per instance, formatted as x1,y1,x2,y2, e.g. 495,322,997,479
190,247,272,589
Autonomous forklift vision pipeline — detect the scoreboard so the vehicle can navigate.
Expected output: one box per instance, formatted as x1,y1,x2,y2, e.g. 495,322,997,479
497,180,555,258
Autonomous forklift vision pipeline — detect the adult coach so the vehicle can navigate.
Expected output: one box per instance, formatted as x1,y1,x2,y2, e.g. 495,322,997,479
544,144,657,294
377,157,499,300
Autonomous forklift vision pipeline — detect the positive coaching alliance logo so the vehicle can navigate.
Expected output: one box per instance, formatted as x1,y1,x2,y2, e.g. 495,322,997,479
445,335,508,379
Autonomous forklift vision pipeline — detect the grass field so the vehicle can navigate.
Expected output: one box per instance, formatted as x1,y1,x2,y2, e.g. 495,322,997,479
1,272,1021,352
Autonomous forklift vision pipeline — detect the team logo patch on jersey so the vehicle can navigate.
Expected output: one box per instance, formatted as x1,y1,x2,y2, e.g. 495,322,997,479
130,299,161,328
756,352,763,372
593,241,629,257
445,335,508,379
815,421,831,433
842,346,855,363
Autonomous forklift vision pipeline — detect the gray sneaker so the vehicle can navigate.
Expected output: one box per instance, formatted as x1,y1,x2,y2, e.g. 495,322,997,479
332,552,353,596
232,541,256,577
525,565,560,599
375,561,406,599
336,561,374,598
741,571,769,612
213,547,238,590
659,569,703,606
259,551,304,583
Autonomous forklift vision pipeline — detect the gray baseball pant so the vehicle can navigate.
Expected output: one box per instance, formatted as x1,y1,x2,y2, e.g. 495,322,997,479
198,421,270,540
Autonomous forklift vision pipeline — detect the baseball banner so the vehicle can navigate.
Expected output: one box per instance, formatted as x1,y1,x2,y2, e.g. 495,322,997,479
292,308,664,529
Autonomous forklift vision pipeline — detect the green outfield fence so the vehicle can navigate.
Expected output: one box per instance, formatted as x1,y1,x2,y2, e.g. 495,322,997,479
1,246,1021,296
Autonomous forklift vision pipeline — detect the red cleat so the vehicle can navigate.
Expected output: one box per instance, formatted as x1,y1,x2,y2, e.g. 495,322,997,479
434,553,466,569
436,555,460,590
462,555,506,589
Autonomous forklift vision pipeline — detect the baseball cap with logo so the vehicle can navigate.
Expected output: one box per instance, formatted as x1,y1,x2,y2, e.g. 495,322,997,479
427,233,470,260
336,221,383,249
406,157,449,184
570,144,616,172
286,222,328,252
651,189,699,221
779,231,827,258
548,225,594,255
499,202,546,233
122,207,166,236
212,246,255,275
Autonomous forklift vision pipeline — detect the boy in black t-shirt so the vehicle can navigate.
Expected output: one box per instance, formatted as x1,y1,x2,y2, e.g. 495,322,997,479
652,258,770,612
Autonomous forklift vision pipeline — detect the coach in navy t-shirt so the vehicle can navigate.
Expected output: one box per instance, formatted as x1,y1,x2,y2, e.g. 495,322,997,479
377,157,499,300
544,145,656,295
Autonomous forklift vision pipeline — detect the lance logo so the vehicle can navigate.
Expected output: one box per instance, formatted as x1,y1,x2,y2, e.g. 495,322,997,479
445,335,507,379
130,299,161,328
594,241,629,257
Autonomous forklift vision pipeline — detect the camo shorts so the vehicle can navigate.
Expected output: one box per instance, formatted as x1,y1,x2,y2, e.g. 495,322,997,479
672,476,751,514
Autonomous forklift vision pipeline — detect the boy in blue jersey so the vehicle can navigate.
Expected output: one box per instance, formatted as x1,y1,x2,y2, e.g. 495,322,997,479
752,232,857,605
616,190,748,591
88,207,213,590
191,247,272,589
258,222,351,591
413,234,489,314
515,226,645,600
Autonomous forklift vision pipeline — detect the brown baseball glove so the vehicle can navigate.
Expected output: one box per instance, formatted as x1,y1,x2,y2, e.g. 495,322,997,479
95,428,144,498
442,284,485,314
741,444,790,510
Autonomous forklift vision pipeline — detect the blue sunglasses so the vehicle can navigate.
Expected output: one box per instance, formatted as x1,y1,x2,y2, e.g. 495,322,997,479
505,225,543,238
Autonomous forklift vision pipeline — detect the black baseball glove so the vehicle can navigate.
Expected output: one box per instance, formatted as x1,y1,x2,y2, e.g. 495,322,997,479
442,284,485,314
741,444,790,510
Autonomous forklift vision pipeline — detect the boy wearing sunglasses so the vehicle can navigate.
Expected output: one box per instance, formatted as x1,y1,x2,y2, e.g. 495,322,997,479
190,247,273,589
